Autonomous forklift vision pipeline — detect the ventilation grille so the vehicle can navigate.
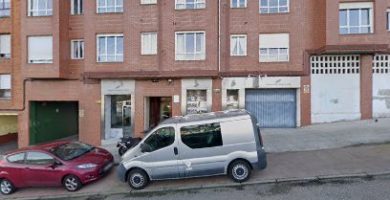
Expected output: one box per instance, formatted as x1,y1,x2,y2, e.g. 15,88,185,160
311,55,360,75
373,54,390,74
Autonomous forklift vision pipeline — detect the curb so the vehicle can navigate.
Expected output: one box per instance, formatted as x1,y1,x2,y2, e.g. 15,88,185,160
8,171,390,200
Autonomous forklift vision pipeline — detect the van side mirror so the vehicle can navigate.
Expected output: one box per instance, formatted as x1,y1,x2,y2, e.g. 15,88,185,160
140,143,151,153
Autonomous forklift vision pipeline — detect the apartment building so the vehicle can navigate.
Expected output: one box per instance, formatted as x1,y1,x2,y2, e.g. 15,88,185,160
0,0,389,148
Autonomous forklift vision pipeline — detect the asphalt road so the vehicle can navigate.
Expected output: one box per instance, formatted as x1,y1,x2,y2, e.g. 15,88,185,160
64,175,390,200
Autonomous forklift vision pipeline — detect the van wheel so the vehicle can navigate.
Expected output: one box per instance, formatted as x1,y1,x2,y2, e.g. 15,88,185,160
228,160,251,183
0,179,15,195
127,169,149,190
63,175,82,192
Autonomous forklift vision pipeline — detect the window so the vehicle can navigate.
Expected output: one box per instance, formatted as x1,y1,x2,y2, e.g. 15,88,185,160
141,0,157,5
28,36,53,63
71,0,83,15
97,0,123,13
97,34,123,62
231,0,246,8
71,39,84,59
0,74,11,99
259,33,289,62
28,0,53,16
175,0,205,10
141,32,157,55
230,34,247,56
387,9,390,31
181,123,222,149
26,152,55,165
186,90,208,114
226,89,239,109
260,0,289,14
143,127,175,152
7,153,25,164
0,34,11,59
339,2,373,34
0,0,10,17
175,31,205,60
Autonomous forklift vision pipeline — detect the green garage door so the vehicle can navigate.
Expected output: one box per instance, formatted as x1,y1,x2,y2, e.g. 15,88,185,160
30,102,78,145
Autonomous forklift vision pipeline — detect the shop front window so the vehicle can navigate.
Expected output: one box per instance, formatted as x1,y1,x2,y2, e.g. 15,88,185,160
226,89,239,110
186,90,208,114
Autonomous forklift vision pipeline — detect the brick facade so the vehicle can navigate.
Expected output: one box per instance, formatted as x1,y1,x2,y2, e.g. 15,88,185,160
1,0,389,147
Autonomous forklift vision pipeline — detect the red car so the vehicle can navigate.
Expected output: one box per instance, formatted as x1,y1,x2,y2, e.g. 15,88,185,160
0,141,114,195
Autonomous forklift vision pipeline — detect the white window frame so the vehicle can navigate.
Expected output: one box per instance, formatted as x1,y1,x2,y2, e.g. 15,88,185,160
387,9,390,31
259,0,289,14
175,31,206,61
96,0,123,13
71,0,83,15
28,0,53,16
141,0,157,5
231,0,247,8
259,33,289,62
0,0,11,17
141,32,157,55
0,74,11,99
96,34,124,63
28,36,53,64
71,39,84,60
0,34,11,59
339,2,374,34
175,0,206,10
230,34,247,56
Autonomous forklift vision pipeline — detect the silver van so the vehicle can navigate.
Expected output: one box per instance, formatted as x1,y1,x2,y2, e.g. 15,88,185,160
117,109,267,189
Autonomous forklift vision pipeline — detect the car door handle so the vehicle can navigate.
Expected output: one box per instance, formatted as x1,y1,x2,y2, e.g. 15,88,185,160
174,147,178,155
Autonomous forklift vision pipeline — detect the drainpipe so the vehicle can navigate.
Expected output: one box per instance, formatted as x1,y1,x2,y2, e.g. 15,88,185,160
218,0,221,73
0,78,31,112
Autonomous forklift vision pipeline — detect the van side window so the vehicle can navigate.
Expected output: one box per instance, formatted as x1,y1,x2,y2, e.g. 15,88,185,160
144,127,175,152
180,123,223,149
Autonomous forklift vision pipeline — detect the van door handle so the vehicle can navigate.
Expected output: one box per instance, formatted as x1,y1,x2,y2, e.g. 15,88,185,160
174,147,178,155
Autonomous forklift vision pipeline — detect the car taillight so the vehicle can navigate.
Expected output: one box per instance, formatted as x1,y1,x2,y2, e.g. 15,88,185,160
258,127,263,147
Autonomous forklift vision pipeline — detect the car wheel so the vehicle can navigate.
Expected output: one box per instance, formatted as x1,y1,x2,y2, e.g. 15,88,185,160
0,179,15,195
118,146,128,156
229,160,251,183
63,175,82,192
127,169,149,190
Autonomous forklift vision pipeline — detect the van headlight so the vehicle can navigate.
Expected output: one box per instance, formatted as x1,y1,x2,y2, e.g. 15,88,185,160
77,163,97,169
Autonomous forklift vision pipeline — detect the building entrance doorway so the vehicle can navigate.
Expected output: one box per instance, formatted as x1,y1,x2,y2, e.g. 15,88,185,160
145,97,172,130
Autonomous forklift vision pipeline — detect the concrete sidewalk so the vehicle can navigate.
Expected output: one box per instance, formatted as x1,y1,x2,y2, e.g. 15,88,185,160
262,118,390,153
6,143,390,200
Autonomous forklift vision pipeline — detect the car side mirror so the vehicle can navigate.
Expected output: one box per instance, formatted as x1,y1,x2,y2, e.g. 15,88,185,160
140,143,151,153
50,160,62,169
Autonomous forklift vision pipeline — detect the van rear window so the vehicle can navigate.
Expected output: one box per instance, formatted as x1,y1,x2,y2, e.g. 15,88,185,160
180,123,223,149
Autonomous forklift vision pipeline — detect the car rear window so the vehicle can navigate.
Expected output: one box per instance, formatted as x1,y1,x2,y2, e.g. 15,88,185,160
7,153,25,164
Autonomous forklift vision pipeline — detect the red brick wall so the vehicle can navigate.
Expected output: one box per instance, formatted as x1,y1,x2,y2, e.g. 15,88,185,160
18,80,101,148
360,55,373,120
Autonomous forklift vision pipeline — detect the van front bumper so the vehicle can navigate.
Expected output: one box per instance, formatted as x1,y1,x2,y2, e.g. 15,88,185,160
117,163,127,182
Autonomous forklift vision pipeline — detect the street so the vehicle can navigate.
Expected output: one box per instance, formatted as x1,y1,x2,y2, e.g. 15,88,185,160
67,175,390,200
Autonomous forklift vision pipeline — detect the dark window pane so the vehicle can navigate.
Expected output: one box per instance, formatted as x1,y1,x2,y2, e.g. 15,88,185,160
339,10,347,26
361,9,369,25
181,123,223,149
349,9,359,26
144,127,175,152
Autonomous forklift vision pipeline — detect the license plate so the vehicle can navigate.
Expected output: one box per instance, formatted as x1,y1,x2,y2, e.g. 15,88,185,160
103,162,113,172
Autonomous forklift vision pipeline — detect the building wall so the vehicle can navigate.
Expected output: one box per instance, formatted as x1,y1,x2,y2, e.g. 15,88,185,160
326,0,390,46
18,80,100,147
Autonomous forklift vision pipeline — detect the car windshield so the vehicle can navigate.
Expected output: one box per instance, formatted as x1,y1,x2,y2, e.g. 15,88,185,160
50,142,95,161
